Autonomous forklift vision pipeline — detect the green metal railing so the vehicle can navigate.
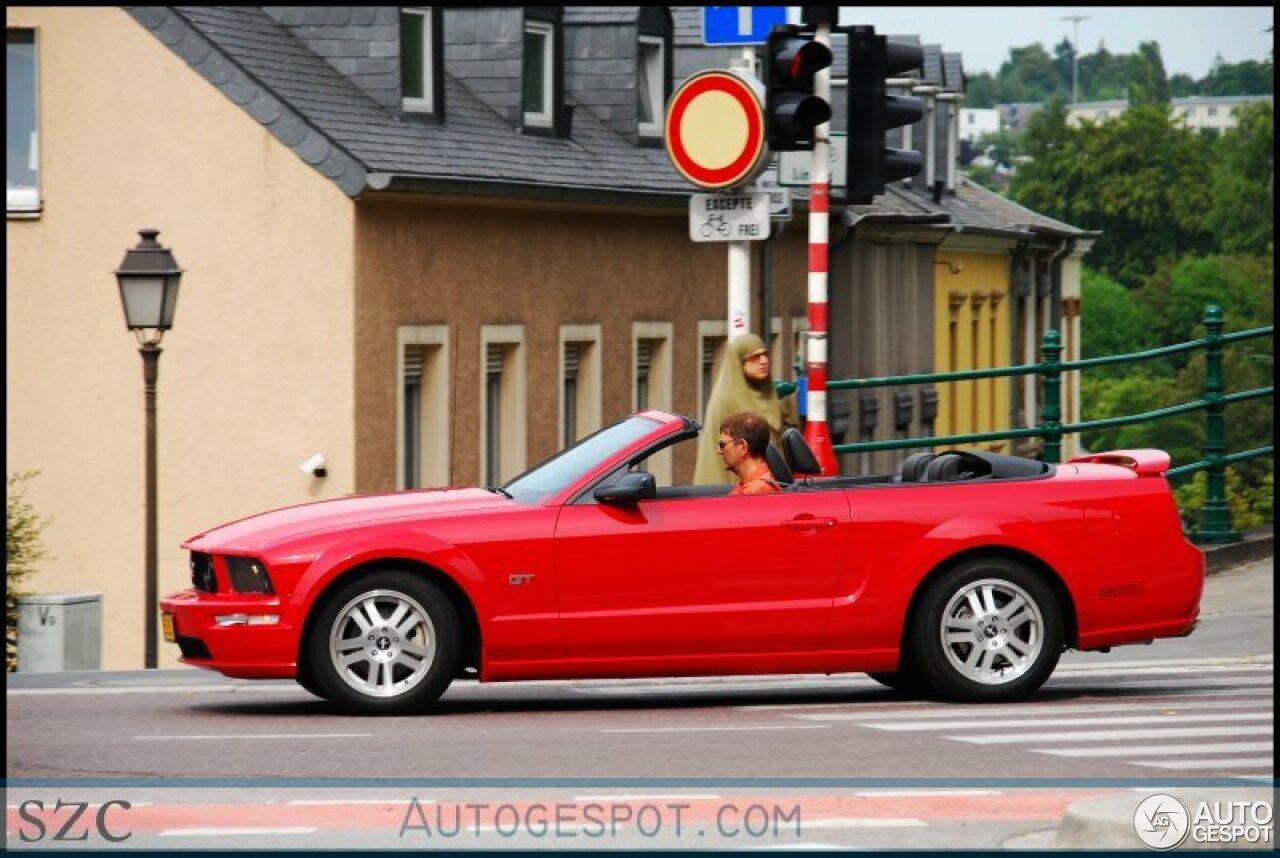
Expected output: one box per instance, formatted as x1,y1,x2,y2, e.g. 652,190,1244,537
799,305,1273,545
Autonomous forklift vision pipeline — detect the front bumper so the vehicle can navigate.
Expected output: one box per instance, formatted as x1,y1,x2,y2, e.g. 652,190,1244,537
160,590,299,679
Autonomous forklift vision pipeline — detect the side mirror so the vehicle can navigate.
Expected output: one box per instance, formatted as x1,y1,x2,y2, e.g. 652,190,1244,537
594,471,656,505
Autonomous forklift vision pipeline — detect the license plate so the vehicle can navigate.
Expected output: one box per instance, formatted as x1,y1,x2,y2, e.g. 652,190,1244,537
162,613,176,643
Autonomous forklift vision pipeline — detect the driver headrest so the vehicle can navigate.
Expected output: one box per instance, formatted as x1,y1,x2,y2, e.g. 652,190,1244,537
764,444,793,484
781,427,821,476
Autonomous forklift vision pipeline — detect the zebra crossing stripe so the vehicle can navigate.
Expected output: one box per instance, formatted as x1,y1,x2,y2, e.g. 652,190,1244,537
952,725,1275,744
858,712,1272,731
1036,741,1273,757
1134,758,1275,770
791,697,1273,721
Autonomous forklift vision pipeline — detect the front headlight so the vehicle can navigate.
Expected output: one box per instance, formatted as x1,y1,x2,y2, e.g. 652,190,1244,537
224,556,275,594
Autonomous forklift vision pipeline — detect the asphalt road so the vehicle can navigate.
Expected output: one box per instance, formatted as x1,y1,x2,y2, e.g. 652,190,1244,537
6,560,1273,850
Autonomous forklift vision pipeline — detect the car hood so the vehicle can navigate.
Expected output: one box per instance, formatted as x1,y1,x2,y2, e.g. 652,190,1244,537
183,488,508,553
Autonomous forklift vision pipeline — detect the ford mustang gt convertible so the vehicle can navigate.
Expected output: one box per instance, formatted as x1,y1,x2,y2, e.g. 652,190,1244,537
161,411,1202,715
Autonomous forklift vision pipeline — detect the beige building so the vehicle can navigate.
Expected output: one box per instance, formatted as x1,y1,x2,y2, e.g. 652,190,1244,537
8,6,1087,670
1067,94,1272,132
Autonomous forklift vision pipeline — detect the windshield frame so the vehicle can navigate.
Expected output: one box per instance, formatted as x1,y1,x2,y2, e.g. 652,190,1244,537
501,413,684,506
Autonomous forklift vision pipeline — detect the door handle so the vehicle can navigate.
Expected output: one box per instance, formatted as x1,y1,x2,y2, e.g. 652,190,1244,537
781,516,838,531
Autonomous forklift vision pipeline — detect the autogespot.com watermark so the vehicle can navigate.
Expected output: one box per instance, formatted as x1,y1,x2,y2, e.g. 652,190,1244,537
398,798,801,842
1134,794,1273,850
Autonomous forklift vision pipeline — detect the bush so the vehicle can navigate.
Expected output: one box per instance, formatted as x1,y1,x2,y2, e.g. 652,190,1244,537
7,471,49,672
1172,468,1274,533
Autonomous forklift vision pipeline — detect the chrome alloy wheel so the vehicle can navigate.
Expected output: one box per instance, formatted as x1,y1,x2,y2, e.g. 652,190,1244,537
329,589,437,698
940,578,1044,685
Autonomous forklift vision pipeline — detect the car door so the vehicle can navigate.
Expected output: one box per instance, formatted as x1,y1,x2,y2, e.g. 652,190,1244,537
553,487,851,659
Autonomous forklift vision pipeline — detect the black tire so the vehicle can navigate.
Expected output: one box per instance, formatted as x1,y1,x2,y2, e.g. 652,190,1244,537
912,557,1063,702
307,570,461,715
866,669,927,695
294,657,328,700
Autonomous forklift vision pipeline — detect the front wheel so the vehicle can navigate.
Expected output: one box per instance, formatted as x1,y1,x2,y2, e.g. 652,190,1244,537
913,558,1063,702
307,571,461,715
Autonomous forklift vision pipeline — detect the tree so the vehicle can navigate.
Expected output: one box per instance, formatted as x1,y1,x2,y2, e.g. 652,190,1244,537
1205,102,1274,256
1201,59,1274,96
965,71,997,109
1128,41,1170,106
1080,267,1157,370
7,472,49,671
1012,102,1215,286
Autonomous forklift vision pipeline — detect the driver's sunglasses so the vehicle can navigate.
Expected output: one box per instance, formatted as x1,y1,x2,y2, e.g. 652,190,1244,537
718,438,742,449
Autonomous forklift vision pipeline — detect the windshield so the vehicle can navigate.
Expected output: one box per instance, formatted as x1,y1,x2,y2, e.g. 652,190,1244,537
502,415,663,504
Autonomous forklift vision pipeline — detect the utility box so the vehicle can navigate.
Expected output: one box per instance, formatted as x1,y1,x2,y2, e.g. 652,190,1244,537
17,592,102,672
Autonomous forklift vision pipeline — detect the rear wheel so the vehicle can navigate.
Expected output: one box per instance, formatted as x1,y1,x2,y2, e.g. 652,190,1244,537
307,570,461,715
866,668,926,694
913,558,1062,702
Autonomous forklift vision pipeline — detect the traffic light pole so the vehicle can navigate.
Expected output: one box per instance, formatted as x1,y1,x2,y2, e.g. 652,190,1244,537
802,20,839,476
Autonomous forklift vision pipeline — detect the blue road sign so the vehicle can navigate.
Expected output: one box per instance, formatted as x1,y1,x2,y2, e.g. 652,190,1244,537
702,6,787,46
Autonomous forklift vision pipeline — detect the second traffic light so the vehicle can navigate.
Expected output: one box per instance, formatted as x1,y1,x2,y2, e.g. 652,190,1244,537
847,26,925,201
763,26,832,151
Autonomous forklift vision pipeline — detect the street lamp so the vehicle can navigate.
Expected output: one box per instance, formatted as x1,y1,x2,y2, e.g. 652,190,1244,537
115,229,183,669
1060,14,1090,104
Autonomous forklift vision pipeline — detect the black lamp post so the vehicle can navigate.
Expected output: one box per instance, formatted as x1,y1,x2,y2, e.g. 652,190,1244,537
115,229,183,669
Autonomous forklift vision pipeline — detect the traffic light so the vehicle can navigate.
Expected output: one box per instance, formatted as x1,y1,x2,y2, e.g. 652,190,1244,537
847,26,924,201
762,25,832,151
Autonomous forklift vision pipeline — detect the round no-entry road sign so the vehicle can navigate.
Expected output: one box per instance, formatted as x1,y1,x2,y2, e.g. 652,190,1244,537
665,70,767,191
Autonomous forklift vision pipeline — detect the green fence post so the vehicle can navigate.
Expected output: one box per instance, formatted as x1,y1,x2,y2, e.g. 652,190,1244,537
1192,304,1242,544
1038,330,1062,463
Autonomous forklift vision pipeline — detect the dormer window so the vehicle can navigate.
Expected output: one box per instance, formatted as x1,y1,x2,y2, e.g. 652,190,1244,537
401,7,442,115
636,35,664,137
523,18,555,128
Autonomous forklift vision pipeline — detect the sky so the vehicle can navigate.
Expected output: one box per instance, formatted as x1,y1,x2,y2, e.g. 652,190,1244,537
784,7,1274,78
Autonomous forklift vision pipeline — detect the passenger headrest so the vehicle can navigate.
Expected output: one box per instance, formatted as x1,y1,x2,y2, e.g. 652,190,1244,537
764,444,793,484
922,451,990,482
898,452,936,482
781,427,821,476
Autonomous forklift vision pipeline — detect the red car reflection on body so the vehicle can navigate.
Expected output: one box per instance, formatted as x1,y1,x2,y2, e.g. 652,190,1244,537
161,411,1202,715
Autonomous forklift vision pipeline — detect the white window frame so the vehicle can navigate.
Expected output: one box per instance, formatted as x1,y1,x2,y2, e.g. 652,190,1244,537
523,19,554,129
633,322,674,485
559,324,602,448
696,319,729,422
636,35,664,137
397,325,450,490
7,28,40,216
400,7,434,114
479,325,526,485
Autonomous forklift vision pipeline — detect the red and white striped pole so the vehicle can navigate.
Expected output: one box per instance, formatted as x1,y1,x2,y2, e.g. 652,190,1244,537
803,19,839,476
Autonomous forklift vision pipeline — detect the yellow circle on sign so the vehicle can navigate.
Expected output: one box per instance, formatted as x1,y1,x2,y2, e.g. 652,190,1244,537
679,90,750,170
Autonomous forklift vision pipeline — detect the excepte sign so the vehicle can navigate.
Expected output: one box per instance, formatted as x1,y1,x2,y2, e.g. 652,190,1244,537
689,192,770,242
665,71,768,191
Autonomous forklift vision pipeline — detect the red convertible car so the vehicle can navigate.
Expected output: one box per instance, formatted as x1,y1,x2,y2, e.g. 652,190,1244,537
161,411,1202,715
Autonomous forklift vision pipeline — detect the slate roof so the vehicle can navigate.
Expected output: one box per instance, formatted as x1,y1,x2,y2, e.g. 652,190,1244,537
132,6,690,205
127,5,1084,239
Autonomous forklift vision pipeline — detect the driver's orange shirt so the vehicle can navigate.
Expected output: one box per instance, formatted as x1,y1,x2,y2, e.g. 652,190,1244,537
729,461,781,496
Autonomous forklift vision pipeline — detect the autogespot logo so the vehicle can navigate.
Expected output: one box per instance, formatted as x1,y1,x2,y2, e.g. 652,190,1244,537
1134,793,1191,850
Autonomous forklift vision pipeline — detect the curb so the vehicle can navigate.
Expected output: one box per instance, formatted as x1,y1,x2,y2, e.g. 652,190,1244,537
1055,788,1276,850
1202,526,1274,575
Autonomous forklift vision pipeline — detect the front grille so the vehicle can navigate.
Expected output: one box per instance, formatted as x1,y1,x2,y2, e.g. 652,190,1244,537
176,634,212,660
190,552,217,592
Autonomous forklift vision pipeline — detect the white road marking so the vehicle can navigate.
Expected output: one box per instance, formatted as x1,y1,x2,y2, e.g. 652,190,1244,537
856,712,1272,731
953,725,1276,744
851,790,1002,798
8,685,303,696
285,798,425,805
134,733,372,741
802,818,928,829
1054,661,1273,676
601,724,832,734
1037,741,1273,757
791,697,1273,721
159,827,318,836
1048,675,1273,688
1134,758,1275,770
572,794,722,801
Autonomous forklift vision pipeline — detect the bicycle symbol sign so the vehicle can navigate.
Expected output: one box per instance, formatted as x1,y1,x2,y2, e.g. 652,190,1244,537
689,192,771,243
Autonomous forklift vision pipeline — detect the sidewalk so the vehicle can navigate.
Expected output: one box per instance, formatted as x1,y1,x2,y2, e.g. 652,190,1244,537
1202,525,1274,575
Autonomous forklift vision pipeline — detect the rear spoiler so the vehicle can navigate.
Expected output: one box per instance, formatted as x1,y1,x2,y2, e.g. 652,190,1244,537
1068,449,1171,476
